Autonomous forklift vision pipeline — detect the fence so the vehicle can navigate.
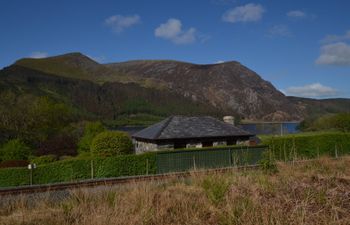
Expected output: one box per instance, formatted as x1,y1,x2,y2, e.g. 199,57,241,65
0,146,267,188
156,146,267,174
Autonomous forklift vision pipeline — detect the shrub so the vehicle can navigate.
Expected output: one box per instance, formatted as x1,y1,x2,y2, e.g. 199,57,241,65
91,131,133,157
0,160,29,168
0,139,32,161
31,155,57,165
259,150,278,174
78,121,106,153
201,175,230,205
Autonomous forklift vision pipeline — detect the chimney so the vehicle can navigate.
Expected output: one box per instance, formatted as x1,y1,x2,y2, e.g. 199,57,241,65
223,116,235,126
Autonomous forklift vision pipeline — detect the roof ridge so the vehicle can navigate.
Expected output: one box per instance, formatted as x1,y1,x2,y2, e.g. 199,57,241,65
153,116,173,139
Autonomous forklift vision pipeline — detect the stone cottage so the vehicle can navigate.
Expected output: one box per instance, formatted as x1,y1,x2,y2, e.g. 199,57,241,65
132,116,254,154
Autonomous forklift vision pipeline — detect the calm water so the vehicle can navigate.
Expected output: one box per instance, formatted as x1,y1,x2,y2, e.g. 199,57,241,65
239,122,300,135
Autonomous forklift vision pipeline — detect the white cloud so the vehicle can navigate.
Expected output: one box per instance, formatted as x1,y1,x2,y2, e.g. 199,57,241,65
321,30,350,44
105,14,140,33
215,60,225,64
154,18,197,44
287,10,306,19
284,83,338,98
222,3,265,23
315,42,350,66
267,25,292,37
29,52,48,59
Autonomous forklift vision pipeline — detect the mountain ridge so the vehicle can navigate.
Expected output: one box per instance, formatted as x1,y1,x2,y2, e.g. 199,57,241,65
4,52,350,121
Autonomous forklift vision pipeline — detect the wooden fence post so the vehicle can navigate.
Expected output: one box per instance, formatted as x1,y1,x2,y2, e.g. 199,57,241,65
335,144,338,159
91,160,94,179
193,156,196,171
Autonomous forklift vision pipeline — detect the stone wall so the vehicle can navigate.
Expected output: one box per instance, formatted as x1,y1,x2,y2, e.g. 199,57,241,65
134,138,251,154
133,140,157,154
133,139,174,154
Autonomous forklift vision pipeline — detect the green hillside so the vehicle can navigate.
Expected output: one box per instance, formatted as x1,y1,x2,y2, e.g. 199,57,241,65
14,53,167,89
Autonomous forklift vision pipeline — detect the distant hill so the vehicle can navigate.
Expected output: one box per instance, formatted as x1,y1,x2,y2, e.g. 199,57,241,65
288,96,350,118
1,52,349,122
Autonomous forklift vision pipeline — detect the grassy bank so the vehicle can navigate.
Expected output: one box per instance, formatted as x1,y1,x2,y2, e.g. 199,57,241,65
1,157,349,225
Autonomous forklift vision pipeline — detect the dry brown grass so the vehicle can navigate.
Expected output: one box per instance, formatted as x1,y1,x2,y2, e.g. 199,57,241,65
1,157,350,225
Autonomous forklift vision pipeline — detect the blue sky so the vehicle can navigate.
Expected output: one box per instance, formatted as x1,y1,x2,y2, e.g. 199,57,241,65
1,0,350,98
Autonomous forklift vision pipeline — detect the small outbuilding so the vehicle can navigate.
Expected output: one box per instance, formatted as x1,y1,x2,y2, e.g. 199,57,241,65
132,116,255,154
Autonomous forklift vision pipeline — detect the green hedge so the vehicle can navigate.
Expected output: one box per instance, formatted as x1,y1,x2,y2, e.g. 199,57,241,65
0,153,156,188
94,153,156,177
263,132,350,160
0,167,29,187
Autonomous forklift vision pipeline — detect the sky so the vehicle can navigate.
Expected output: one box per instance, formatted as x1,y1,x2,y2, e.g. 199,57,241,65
1,0,350,98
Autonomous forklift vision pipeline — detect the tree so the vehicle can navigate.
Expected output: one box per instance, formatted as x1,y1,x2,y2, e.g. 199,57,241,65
91,131,133,157
332,113,350,132
0,139,32,161
0,93,76,144
78,121,106,153
27,96,75,141
304,113,350,132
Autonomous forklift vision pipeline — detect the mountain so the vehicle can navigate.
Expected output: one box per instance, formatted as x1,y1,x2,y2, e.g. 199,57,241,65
14,53,166,89
2,52,350,122
0,65,221,122
106,60,301,120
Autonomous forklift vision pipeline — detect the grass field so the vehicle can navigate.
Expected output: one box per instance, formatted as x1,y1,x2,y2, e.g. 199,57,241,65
1,156,349,225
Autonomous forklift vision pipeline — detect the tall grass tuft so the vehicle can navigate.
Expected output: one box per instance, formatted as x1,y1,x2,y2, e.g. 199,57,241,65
1,156,350,225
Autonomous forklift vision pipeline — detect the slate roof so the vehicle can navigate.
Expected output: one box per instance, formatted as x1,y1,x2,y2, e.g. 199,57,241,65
132,116,253,140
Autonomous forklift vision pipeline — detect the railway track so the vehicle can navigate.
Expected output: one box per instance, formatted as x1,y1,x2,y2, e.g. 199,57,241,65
0,164,260,196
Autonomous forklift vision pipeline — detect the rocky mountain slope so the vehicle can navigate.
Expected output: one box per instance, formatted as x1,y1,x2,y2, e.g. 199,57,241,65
2,52,349,121
106,60,301,120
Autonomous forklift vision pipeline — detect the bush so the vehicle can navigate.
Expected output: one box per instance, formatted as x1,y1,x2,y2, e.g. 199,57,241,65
31,155,57,165
91,131,133,157
201,175,230,205
259,150,278,174
78,121,106,153
0,139,32,161
0,160,29,168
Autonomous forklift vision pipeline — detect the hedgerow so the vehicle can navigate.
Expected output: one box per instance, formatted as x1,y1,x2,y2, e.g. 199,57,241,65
263,132,350,160
0,153,156,188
